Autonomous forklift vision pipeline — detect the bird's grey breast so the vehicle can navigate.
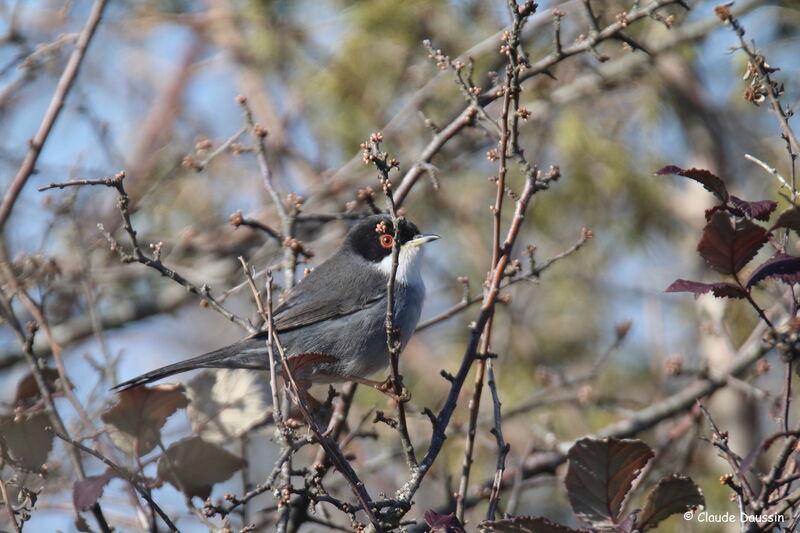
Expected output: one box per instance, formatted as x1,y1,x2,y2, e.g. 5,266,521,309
275,270,425,380
394,279,425,348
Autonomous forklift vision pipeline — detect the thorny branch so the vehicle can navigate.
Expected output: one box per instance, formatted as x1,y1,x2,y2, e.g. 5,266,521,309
433,337,774,519
265,272,386,532
388,161,541,526
393,0,690,207
0,263,112,533
456,2,533,518
37,173,255,334
237,96,304,290
485,364,510,521
415,226,592,332
49,428,178,532
6,1,796,531
362,133,418,471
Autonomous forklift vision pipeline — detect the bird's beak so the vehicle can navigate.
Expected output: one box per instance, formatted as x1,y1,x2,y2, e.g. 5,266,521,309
407,234,439,247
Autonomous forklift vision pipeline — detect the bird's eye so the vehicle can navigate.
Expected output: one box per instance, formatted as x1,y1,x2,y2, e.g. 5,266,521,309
379,234,394,249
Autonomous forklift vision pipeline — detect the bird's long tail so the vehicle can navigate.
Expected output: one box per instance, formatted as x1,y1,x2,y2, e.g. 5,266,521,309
112,339,267,391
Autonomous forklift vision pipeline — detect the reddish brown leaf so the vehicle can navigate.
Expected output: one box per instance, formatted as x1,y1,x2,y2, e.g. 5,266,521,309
746,253,800,288
73,469,117,512
664,279,746,299
638,475,704,531
157,436,245,499
14,367,64,407
565,438,654,529
771,207,800,233
286,352,337,374
728,195,778,221
656,166,729,203
479,515,589,532
696,212,768,274
425,510,467,532
0,411,53,471
101,384,188,457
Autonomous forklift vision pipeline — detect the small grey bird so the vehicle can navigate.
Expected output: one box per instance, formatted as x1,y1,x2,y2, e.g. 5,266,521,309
113,215,438,397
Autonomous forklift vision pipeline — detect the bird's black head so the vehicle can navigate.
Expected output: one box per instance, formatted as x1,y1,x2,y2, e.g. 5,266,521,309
344,215,423,263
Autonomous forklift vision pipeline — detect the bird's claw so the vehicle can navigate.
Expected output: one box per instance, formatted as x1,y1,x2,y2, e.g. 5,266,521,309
376,378,411,403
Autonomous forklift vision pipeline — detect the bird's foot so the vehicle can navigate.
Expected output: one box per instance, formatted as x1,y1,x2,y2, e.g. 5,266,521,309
352,376,411,403
378,377,412,403
284,381,331,428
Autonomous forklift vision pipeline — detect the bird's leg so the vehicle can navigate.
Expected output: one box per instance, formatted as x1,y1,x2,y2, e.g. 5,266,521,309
284,379,328,427
300,388,323,412
350,376,411,403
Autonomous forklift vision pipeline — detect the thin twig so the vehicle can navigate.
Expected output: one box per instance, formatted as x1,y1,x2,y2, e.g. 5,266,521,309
392,0,688,207
0,277,111,533
697,403,757,507
238,97,300,289
263,270,292,533
782,361,792,435
39,173,255,333
0,478,22,533
264,272,386,531
745,153,791,191
49,429,179,532
191,125,247,171
721,12,799,156
395,163,540,518
231,210,284,241
485,363,510,521
364,133,418,470
531,227,593,277
0,0,109,232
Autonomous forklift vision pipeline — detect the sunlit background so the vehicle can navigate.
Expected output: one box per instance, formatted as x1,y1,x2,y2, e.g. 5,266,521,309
1,0,799,531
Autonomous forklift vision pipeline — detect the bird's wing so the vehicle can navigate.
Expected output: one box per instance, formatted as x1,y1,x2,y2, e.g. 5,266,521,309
260,254,387,334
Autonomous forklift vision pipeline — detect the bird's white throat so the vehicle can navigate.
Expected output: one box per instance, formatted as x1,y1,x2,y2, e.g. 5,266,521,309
373,244,424,285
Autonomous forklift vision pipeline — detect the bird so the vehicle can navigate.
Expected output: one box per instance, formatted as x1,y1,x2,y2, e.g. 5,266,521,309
113,214,438,402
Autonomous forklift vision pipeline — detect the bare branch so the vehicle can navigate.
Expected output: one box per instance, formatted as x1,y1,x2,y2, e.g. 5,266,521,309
50,429,178,532
0,0,109,232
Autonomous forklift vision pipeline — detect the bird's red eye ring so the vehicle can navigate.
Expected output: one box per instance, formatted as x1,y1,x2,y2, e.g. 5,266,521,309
379,234,394,249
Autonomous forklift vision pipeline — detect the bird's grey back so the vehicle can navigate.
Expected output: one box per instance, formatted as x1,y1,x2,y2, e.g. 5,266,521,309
233,251,425,381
